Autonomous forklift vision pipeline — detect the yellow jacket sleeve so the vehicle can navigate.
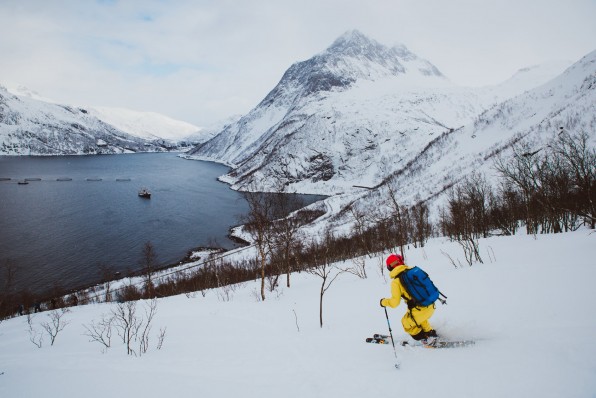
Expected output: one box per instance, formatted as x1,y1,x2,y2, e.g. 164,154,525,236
381,278,404,308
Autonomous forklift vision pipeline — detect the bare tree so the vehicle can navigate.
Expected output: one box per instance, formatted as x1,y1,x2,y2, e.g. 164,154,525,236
112,301,141,356
440,182,484,265
306,231,345,328
87,299,161,356
463,172,492,238
98,262,115,303
269,192,305,288
138,299,158,356
27,314,43,348
240,191,276,301
549,130,596,228
349,205,373,257
495,130,595,233
206,253,221,289
265,266,281,293
141,242,157,298
83,313,114,353
458,238,483,266
345,257,367,279
495,142,543,235
387,186,409,261
490,181,523,236
40,308,71,346
156,327,167,350
412,200,432,247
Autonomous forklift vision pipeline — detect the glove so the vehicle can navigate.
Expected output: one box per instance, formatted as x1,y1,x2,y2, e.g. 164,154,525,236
380,298,385,307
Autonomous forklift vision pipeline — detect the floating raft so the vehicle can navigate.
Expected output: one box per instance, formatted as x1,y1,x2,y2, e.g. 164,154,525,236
57,178,72,181
86,178,102,181
25,178,41,181
116,178,131,182
0,178,11,181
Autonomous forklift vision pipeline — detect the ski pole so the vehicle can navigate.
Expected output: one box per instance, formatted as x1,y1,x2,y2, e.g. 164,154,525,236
384,306,400,369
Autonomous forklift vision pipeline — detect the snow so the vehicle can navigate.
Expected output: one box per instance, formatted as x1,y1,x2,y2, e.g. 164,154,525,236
1,83,203,147
1,229,595,397
0,85,169,155
87,106,200,141
187,32,579,197
1,31,594,397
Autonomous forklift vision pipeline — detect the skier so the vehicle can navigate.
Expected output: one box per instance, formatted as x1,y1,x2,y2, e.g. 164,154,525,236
379,253,438,345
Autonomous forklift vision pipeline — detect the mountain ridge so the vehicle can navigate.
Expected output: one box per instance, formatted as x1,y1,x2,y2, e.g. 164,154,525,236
187,31,568,196
0,83,205,153
0,86,169,155
313,49,596,234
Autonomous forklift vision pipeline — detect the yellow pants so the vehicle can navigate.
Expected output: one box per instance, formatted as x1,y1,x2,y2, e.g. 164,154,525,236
401,305,435,336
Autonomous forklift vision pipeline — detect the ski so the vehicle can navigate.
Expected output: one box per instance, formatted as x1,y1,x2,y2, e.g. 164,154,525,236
366,333,392,344
400,339,476,349
367,333,475,349
365,336,390,344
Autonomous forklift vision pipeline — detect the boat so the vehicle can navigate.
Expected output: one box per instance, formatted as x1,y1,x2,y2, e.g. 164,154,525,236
18,180,29,185
138,188,151,198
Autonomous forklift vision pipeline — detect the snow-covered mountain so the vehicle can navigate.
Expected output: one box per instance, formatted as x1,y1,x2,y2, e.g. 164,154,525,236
3,84,57,103
482,60,573,102
316,48,596,234
0,84,208,154
0,86,176,155
183,114,242,145
384,50,595,200
87,106,200,142
186,30,567,195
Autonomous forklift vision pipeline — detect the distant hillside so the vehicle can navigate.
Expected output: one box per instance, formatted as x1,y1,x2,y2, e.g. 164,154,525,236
0,86,166,155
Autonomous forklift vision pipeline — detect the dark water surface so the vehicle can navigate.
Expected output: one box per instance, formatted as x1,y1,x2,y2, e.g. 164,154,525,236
0,153,321,296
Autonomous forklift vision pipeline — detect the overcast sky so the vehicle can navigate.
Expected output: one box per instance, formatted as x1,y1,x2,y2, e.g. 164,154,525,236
1,0,594,127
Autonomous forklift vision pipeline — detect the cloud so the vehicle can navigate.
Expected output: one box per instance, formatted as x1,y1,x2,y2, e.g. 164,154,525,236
1,0,595,126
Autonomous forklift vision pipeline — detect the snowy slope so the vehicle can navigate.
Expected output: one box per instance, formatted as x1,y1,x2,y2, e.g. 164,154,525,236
87,106,200,142
1,84,204,150
375,49,596,206
299,49,595,236
305,51,596,234
0,86,168,155
183,114,243,145
1,230,594,397
485,60,573,100
2,84,57,104
186,31,571,195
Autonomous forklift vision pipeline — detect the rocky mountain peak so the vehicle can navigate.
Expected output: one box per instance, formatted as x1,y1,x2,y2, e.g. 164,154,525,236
327,30,415,62
327,29,378,52
259,30,445,106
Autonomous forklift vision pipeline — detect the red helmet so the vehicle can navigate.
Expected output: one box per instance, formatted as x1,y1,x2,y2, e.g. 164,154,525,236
386,254,404,271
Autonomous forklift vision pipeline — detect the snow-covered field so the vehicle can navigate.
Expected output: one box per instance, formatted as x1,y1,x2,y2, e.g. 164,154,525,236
1,229,595,397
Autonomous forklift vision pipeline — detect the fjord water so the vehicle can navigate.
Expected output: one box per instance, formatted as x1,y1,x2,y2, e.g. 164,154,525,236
0,153,317,296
